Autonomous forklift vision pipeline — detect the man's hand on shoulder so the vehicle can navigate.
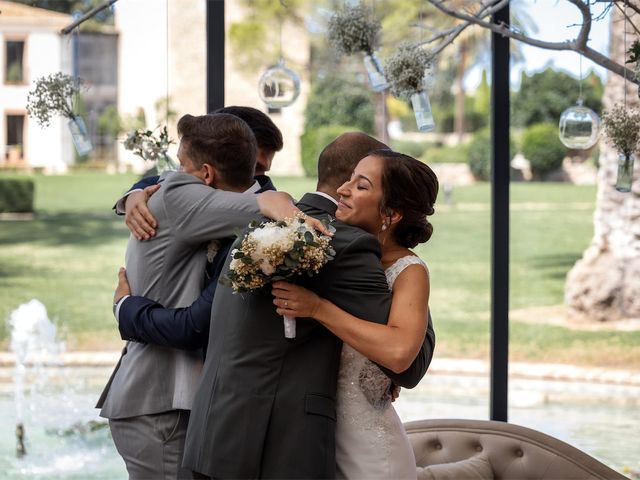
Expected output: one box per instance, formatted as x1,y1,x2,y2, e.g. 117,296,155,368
125,184,160,240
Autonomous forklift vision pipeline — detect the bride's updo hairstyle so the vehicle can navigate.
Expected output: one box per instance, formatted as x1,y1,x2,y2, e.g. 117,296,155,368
371,149,439,248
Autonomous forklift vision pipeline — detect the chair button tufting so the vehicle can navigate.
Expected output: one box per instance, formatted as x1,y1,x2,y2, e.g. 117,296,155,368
434,443,442,450
515,449,524,457
475,445,483,452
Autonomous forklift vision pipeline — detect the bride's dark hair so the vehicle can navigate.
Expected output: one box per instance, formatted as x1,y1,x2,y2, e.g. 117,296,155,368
371,149,439,248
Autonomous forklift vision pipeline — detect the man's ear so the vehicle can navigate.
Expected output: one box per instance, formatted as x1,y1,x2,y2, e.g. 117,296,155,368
201,164,217,187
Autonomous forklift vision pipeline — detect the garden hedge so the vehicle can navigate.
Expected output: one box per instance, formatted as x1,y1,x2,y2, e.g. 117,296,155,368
0,178,35,213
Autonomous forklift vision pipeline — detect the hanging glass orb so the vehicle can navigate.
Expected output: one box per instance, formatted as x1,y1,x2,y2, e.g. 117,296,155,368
258,59,300,109
558,99,601,149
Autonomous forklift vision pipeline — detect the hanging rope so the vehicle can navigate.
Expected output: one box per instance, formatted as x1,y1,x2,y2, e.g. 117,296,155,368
624,0,628,108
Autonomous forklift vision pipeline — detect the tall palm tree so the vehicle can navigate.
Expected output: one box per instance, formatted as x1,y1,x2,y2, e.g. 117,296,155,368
565,4,640,322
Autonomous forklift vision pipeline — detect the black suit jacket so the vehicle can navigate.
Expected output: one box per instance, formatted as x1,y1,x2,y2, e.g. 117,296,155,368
182,193,434,479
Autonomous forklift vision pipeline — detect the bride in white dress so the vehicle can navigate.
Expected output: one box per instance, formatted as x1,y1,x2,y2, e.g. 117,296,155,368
273,149,438,479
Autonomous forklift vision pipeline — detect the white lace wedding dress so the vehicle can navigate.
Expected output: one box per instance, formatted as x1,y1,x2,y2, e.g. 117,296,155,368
335,255,428,480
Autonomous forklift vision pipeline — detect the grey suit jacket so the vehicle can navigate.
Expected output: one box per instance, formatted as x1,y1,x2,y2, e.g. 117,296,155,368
183,193,395,479
97,172,260,419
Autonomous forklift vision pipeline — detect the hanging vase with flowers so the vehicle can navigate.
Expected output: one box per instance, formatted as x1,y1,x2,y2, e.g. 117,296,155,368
602,104,640,192
384,43,435,132
327,3,388,92
123,126,177,174
26,72,93,156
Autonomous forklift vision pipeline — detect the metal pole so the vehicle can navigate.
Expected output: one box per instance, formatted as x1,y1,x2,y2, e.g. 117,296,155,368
206,0,225,112
490,0,510,422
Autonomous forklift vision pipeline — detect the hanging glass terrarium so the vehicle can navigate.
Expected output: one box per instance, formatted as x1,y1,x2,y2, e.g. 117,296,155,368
558,98,601,149
258,59,301,109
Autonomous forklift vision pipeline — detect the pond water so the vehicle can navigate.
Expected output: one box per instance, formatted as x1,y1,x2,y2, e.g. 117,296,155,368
0,365,637,479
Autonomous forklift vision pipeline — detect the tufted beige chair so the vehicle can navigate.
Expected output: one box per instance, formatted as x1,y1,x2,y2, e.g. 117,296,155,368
405,419,629,480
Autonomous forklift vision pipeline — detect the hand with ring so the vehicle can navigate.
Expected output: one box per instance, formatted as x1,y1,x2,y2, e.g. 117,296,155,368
272,281,323,318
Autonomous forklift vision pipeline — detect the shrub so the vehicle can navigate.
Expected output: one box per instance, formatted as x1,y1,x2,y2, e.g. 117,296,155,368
422,143,469,164
522,123,567,179
300,125,356,177
304,75,375,133
467,129,492,181
0,178,35,213
466,128,516,181
390,139,434,159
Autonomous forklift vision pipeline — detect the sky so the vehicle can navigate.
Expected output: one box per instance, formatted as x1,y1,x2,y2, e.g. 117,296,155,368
465,0,612,90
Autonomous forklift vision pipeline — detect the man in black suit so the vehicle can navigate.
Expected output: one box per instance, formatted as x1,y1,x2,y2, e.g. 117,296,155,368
181,132,436,479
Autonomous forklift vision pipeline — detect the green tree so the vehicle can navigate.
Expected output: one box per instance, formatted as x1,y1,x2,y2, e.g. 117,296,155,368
304,75,375,133
512,67,603,128
96,104,121,139
228,0,306,73
474,69,490,118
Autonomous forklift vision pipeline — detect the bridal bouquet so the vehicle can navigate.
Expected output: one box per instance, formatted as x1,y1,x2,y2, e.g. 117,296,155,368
221,213,335,338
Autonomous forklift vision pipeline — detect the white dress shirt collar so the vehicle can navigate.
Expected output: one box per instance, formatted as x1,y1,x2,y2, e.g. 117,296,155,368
311,191,338,206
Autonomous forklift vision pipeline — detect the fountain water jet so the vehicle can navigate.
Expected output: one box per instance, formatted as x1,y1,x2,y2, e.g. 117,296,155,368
8,299,65,458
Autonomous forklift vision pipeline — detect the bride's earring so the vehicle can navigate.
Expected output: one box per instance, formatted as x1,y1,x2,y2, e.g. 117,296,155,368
381,223,388,231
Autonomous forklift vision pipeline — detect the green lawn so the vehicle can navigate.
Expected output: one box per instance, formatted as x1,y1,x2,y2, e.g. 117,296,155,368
1,173,638,368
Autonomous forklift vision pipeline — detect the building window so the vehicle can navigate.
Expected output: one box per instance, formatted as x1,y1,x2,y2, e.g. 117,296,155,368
6,114,25,162
5,40,25,84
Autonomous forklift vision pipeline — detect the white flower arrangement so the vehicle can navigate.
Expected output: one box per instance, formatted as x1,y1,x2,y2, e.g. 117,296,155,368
384,43,433,99
26,72,82,127
123,126,177,172
327,3,381,56
221,213,336,338
602,104,640,157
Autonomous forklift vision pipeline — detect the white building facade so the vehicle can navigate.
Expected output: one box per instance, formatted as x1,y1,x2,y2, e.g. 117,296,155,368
0,1,73,172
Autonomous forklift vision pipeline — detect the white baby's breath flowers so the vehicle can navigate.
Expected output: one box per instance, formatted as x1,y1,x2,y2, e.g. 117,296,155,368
384,43,433,99
327,3,380,56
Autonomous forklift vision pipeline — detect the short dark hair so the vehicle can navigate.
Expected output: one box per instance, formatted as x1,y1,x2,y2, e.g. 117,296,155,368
177,113,257,188
213,106,283,154
372,149,439,248
317,132,388,192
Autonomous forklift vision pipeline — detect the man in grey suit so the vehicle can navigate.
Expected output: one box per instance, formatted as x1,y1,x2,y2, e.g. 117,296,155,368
183,132,435,479
97,113,294,479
